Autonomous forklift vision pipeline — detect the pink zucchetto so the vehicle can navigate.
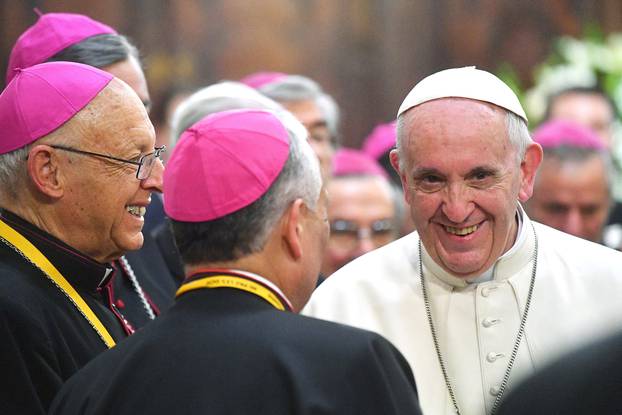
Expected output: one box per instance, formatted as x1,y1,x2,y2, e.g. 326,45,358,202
240,71,288,89
398,66,528,122
0,61,113,155
6,11,116,84
332,148,388,179
532,120,606,150
361,121,397,161
164,109,291,222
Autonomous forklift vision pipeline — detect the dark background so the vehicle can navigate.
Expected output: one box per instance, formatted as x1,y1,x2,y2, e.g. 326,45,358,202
2,0,621,147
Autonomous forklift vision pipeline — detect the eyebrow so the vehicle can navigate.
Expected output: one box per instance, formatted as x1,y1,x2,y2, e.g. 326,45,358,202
466,166,497,176
305,120,329,130
412,167,444,178
412,165,498,178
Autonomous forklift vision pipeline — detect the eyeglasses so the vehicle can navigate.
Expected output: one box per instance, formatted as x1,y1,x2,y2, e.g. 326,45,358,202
51,145,166,180
329,219,396,250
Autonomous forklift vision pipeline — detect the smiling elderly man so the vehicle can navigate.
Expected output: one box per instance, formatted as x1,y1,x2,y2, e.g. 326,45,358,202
304,67,622,415
0,61,162,414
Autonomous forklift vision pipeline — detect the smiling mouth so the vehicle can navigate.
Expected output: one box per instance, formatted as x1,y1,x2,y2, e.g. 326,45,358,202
444,224,478,236
126,205,146,218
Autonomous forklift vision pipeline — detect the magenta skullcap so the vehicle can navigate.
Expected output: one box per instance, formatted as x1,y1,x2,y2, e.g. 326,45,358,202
533,120,605,150
0,61,113,155
361,121,397,161
332,148,388,179
6,11,116,84
240,71,288,89
164,109,291,222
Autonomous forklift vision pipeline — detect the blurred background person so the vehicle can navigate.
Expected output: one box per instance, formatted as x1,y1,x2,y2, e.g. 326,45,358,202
249,73,340,183
150,83,195,164
362,120,416,235
542,85,622,232
525,120,615,246
544,86,616,148
362,121,400,186
321,148,399,278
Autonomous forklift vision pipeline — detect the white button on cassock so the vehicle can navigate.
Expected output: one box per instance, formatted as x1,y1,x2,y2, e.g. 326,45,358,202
486,352,504,362
481,285,498,297
482,317,500,328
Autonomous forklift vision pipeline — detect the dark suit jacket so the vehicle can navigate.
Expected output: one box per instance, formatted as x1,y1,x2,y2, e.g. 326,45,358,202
50,287,422,415
497,330,622,415
150,219,185,283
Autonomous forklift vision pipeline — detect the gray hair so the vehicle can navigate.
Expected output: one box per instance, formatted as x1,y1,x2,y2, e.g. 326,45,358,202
259,75,340,141
0,146,30,199
540,145,615,195
0,124,79,200
46,33,139,68
396,106,532,171
171,110,323,264
169,81,282,147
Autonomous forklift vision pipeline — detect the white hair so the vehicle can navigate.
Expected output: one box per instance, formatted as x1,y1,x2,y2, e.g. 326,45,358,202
259,75,340,140
169,81,283,149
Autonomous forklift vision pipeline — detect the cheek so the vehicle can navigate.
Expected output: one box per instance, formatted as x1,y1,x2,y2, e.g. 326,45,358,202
409,193,440,222
326,245,350,264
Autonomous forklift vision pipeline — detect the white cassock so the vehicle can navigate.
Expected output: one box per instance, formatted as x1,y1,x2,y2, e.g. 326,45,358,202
304,209,622,415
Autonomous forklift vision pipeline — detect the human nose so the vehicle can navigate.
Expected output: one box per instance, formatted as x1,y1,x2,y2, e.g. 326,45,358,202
140,158,164,193
562,209,583,238
353,231,376,256
441,183,474,223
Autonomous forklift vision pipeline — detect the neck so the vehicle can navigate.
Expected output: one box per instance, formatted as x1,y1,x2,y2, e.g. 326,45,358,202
4,201,120,264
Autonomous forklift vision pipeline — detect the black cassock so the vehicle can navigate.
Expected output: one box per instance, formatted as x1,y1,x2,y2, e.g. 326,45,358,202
0,210,127,415
50,271,423,415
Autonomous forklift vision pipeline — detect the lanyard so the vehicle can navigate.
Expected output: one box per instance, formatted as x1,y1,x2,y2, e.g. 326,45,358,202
0,218,116,348
176,273,290,311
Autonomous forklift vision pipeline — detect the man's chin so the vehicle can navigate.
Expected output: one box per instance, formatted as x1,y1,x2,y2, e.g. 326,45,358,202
438,254,489,279
119,233,145,254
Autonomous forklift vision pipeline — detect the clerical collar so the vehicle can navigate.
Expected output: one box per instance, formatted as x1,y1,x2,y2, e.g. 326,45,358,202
0,209,113,292
179,268,293,311
421,204,535,288
466,205,525,284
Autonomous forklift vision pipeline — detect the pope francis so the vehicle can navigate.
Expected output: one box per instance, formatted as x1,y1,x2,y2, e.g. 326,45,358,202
304,67,622,415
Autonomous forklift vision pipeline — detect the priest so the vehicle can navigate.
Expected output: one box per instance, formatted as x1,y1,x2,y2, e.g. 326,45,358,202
0,61,162,414
304,66,622,415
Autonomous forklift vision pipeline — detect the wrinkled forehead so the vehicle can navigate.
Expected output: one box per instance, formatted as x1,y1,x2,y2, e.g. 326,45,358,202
402,98,508,140
282,99,326,129
83,79,154,150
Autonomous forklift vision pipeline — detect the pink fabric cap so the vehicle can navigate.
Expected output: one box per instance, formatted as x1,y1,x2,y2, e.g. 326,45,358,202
6,12,117,84
0,61,113,154
533,120,605,150
164,109,291,222
240,72,288,89
332,148,388,179
361,121,397,161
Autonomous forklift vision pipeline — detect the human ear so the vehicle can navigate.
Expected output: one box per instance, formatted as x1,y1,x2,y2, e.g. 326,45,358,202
283,199,305,260
27,145,64,199
518,142,543,202
390,149,412,204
